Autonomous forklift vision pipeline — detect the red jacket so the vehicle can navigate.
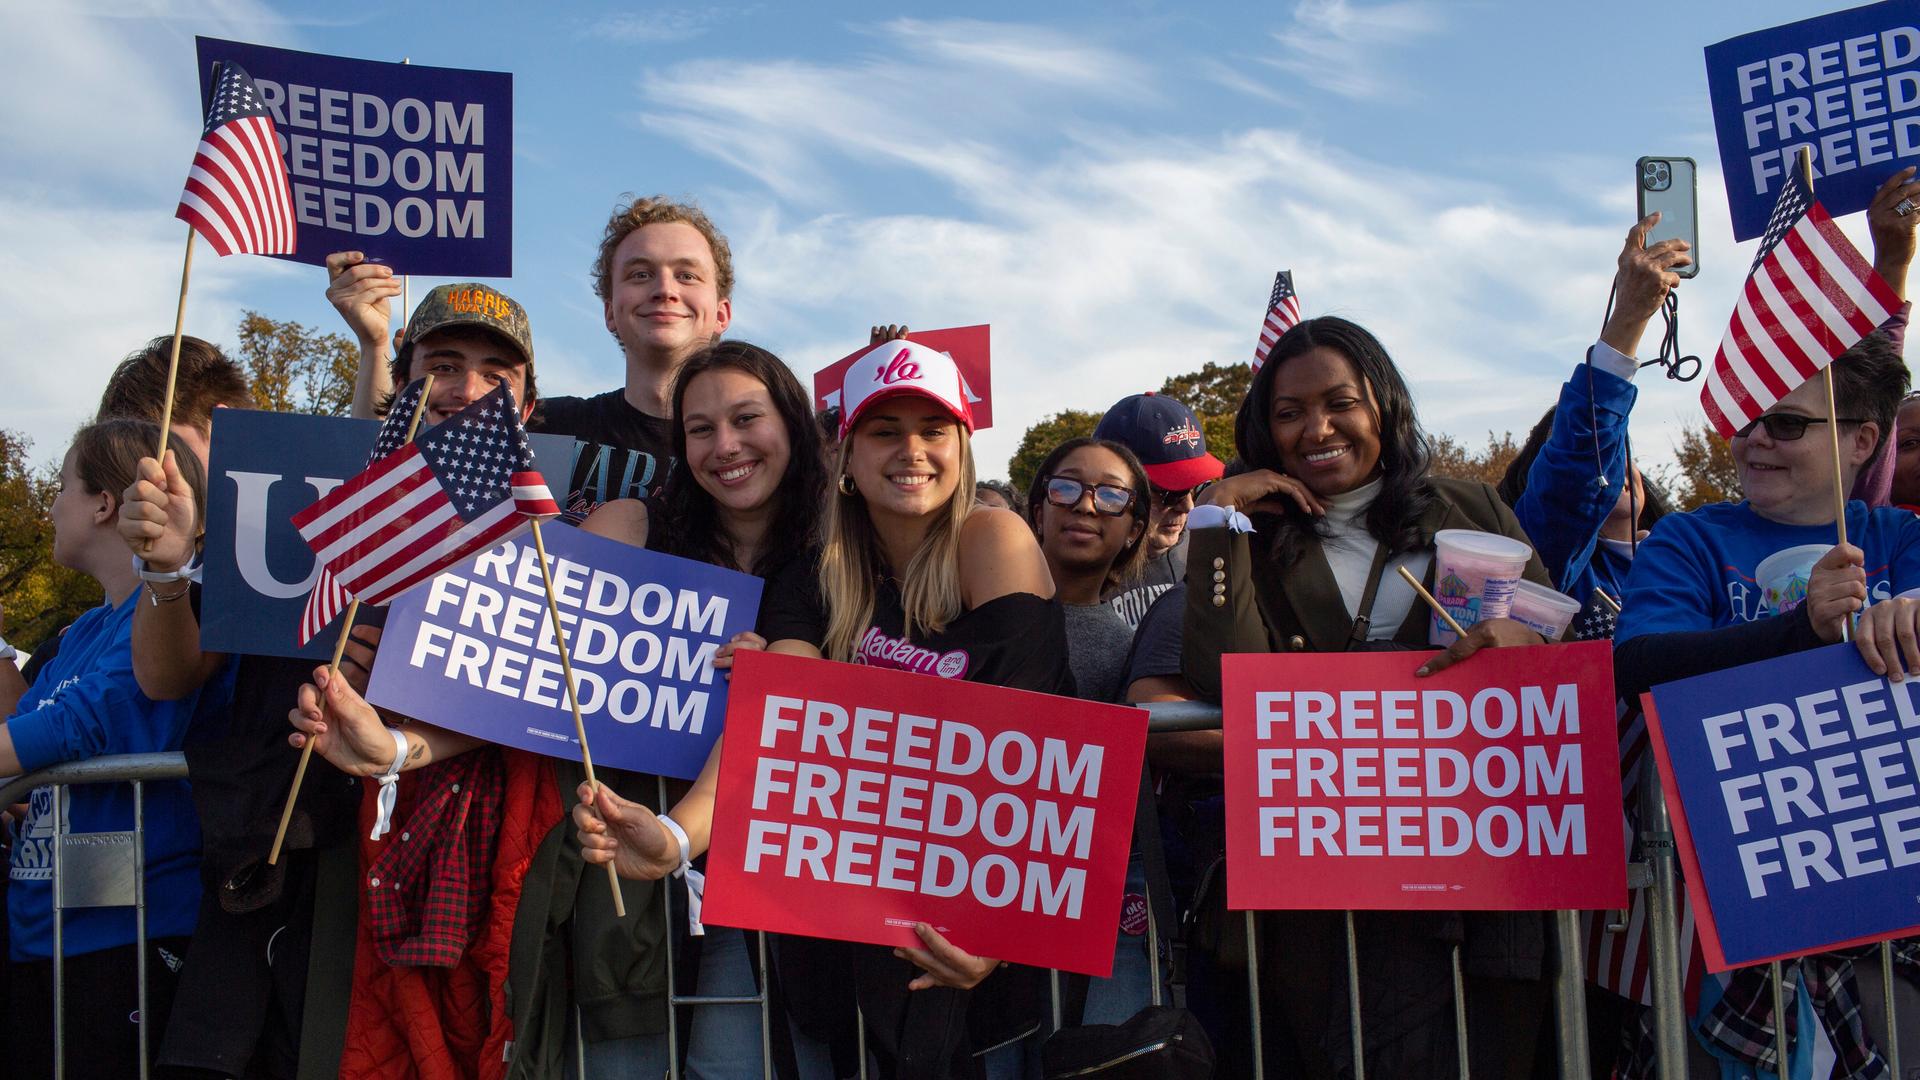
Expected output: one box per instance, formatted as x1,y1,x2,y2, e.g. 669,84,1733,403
337,749,562,1079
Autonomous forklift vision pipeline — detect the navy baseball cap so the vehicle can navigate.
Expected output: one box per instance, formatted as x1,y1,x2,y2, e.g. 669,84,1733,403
1093,392,1225,490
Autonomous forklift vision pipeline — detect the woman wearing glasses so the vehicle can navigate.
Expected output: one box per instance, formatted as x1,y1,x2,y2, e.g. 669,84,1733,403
1025,438,1152,704
1610,333,1920,1077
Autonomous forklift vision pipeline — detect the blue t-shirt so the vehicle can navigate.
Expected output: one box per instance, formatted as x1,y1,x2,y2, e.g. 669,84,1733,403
6,589,236,959
1616,500,1920,642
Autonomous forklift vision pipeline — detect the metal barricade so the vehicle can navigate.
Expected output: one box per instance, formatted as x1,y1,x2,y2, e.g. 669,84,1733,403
0,751,189,1080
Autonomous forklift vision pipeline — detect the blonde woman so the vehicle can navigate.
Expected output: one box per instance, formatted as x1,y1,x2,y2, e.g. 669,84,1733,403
575,340,1070,1078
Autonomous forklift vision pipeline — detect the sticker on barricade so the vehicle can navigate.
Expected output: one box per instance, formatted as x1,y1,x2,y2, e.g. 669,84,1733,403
1645,641,1920,972
1222,642,1627,911
700,650,1147,977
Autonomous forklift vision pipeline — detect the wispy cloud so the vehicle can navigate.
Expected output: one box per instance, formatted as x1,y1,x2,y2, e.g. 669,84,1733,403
581,8,753,44
1265,0,1447,101
631,21,1742,477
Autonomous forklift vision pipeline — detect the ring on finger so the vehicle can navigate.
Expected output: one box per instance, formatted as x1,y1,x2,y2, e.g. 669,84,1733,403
1899,197,1917,217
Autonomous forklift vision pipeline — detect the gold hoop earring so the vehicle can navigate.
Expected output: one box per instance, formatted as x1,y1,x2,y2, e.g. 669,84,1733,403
839,474,858,497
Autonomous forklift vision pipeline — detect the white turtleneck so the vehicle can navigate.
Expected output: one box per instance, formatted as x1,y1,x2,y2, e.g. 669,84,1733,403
1317,478,1433,642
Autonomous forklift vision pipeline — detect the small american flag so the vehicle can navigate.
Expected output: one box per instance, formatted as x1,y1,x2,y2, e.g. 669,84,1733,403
1700,168,1899,438
296,381,426,646
1252,270,1300,369
176,62,296,257
293,384,558,619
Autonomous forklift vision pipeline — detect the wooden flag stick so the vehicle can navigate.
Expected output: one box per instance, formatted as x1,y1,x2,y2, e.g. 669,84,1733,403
528,518,626,917
268,375,436,866
144,224,199,558
1398,564,1469,640
154,225,197,454
1797,146,1855,642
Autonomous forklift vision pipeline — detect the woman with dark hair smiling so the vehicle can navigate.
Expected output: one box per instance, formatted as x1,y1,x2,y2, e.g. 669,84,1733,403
1179,316,1553,1079
290,340,828,1078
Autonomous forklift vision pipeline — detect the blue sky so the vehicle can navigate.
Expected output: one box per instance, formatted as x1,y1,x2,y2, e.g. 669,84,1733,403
0,0,1863,480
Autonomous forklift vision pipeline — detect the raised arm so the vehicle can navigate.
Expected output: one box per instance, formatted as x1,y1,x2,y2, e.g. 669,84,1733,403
327,251,401,419
118,453,227,700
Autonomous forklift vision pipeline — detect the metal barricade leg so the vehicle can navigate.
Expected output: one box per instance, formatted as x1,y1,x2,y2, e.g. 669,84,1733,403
1245,910,1265,1080
1451,943,1470,1080
52,782,65,1080
1049,969,1063,1033
758,931,773,1080
1345,910,1365,1080
1639,768,1688,1077
1770,960,1789,1076
857,1003,869,1080
135,780,149,1080
1551,910,1591,1080
1883,940,1902,1078
658,777,681,1080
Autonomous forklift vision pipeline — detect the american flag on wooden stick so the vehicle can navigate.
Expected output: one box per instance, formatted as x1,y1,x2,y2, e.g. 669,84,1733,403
1252,270,1300,369
176,62,296,256
1699,169,1899,438
295,381,426,646
293,383,557,630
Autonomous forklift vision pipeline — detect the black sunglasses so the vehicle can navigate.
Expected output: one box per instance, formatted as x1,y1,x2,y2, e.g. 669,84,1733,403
1733,412,1866,441
1150,482,1205,507
1043,476,1137,517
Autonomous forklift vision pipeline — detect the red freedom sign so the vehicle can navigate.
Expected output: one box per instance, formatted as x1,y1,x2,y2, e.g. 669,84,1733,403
813,325,992,430
700,650,1146,976
1223,642,1627,911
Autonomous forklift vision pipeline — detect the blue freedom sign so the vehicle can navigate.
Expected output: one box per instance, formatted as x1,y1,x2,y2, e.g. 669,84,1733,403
365,525,763,780
195,37,513,276
1645,642,1920,971
199,409,573,661
1706,1,1920,241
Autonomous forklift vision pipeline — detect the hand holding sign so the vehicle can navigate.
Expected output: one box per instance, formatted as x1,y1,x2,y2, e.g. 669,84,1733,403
325,250,400,351
1853,592,1920,679
118,452,198,573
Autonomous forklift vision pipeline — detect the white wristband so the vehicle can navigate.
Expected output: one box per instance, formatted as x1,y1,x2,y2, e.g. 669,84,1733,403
369,727,410,841
132,554,196,582
658,813,705,936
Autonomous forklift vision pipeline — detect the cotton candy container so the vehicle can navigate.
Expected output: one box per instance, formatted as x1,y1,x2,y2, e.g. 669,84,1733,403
1753,543,1830,616
1428,529,1532,646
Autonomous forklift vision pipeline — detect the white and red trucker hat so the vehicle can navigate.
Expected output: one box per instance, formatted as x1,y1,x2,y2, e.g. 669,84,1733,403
838,340,976,439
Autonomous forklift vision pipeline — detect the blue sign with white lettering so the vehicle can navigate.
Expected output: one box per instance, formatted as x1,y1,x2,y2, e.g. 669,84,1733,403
1645,642,1920,970
366,525,763,779
195,37,512,275
1707,1,1920,241
200,409,572,660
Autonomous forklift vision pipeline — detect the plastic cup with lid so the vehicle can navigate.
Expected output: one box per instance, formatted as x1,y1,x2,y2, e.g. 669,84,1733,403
1428,529,1533,646
1507,580,1584,642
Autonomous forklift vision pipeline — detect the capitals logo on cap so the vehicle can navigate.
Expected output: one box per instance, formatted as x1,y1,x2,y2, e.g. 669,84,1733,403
1163,421,1202,448
839,340,975,439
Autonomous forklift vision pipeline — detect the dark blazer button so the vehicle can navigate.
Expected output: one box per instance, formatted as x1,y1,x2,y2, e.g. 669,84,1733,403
1287,635,1307,651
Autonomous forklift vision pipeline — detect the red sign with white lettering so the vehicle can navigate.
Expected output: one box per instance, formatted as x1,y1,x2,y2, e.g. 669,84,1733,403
700,650,1145,976
1223,643,1627,911
813,324,992,430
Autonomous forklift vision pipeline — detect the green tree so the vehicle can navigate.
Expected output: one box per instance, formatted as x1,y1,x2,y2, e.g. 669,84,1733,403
0,430,99,651
237,310,359,415
1428,431,1520,487
1659,423,1741,510
1006,410,1100,496
1157,361,1251,465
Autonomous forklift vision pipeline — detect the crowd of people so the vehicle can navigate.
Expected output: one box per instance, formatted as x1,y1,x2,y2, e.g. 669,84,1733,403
8,170,1920,1079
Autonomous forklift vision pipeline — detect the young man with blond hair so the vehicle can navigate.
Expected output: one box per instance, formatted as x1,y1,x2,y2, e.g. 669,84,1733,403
327,194,734,512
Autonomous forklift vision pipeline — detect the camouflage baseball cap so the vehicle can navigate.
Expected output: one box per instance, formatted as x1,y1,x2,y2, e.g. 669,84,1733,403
402,283,534,368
